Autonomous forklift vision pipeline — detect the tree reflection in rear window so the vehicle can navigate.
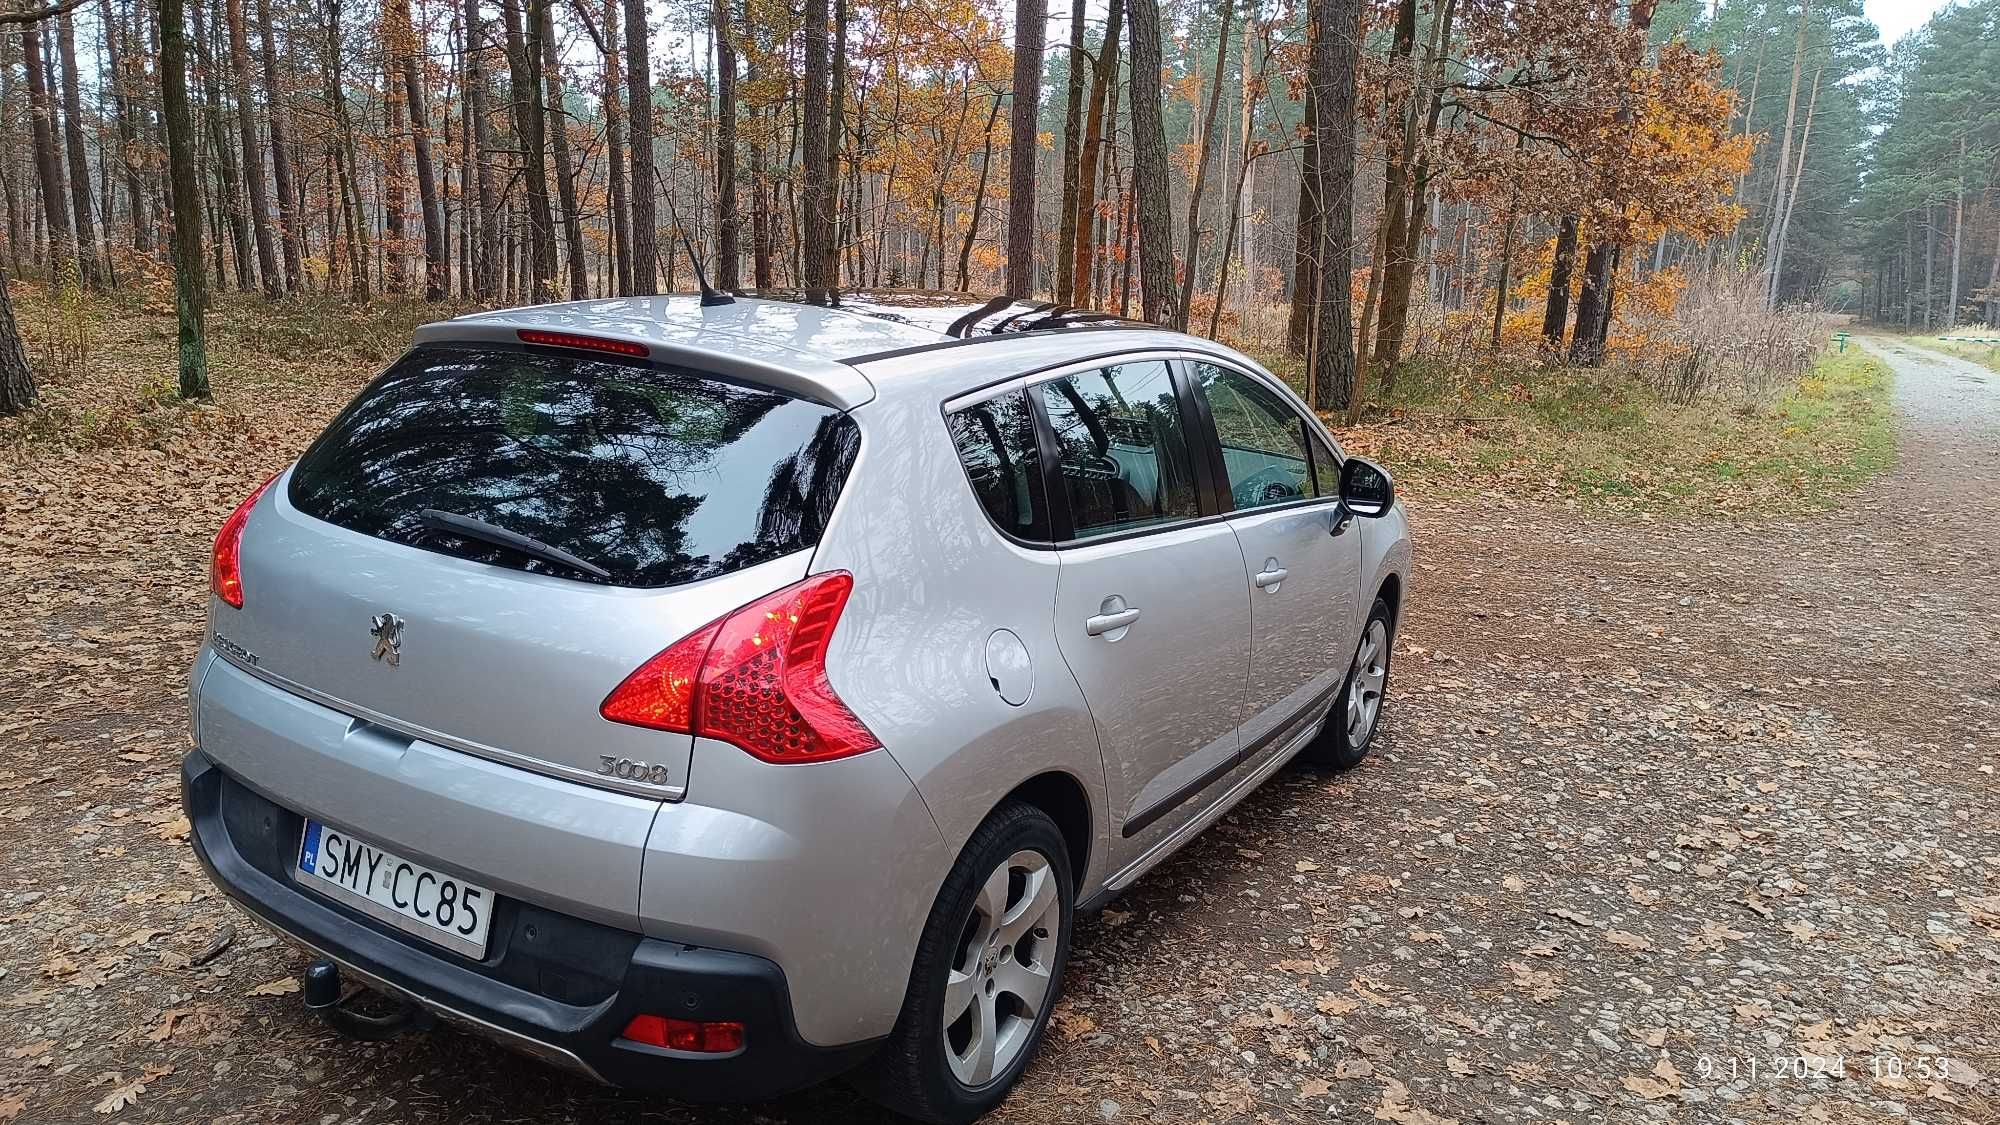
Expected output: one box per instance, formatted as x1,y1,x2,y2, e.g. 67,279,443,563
289,345,860,588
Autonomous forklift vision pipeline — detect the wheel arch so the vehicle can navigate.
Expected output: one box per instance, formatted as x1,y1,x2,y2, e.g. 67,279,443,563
1375,570,1404,627
1000,771,1093,894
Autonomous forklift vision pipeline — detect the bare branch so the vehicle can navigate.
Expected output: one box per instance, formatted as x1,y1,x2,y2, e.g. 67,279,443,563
0,0,89,27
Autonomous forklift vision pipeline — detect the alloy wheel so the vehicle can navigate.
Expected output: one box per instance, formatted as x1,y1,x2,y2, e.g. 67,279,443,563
942,849,1061,1087
1345,618,1389,746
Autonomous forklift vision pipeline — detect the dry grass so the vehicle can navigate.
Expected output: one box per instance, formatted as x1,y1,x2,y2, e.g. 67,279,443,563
1,283,478,451
1,282,1895,517
1919,331,2000,375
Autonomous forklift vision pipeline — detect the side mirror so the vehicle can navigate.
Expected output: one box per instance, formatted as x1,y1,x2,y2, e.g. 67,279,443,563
1339,457,1395,518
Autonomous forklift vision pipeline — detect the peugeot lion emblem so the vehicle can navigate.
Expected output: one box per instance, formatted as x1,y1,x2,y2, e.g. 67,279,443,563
369,613,405,667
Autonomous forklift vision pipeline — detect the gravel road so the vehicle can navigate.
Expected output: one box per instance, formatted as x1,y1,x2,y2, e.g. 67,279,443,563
2,337,1995,1124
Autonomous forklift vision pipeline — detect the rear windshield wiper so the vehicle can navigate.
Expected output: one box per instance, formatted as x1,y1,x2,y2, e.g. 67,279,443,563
417,509,613,580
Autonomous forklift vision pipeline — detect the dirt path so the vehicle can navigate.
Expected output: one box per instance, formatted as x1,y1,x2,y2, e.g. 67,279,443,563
2,338,1996,1124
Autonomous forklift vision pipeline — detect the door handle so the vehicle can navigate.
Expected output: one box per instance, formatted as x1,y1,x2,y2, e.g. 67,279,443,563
1085,608,1142,636
1253,566,1289,589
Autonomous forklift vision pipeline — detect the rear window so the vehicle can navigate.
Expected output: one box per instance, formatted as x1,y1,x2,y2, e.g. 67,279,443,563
289,345,860,588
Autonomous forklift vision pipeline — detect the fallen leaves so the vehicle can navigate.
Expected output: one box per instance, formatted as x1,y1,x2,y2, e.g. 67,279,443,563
1503,961,1560,1003
1603,929,1654,952
1050,1006,1096,1042
1621,1055,1685,1101
93,1080,147,1115
90,1066,170,1115
1316,993,1360,1016
1962,895,2000,930
246,976,299,997
1372,1077,1457,1125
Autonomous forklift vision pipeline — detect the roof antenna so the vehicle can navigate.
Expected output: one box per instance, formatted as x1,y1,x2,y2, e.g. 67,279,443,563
664,195,734,307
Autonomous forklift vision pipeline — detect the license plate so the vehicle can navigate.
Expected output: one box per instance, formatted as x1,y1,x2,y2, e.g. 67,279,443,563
296,821,493,958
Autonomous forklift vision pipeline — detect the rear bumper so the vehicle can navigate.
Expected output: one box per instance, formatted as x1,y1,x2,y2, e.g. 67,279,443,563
183,751,879,1099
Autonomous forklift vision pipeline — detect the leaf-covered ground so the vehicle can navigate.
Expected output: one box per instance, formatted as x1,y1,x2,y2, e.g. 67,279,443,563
1,303,1994,1123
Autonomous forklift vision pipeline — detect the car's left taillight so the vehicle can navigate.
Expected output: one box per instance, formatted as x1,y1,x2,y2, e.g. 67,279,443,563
600,571,879,763
210,473,280,609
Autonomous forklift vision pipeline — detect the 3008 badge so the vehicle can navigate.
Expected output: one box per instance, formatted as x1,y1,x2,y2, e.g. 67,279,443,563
598,755,672,784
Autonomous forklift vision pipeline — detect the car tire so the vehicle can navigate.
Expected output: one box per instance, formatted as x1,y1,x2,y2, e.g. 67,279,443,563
857,801,1074,1124
1298,596,1395,770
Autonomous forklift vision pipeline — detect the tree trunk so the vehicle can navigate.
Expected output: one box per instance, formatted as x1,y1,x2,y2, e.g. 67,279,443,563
225,0,280,296
801,0,833,290
162,0,210,396
194,0,251,291
540,2,586,299
713,0,739,289
1490,184,1520,347
1571,0,1658,362
1285,70,1319,354
500,0,555,301
1371,0,1453,370
1051,0,1087,305
1761,0,1808,259
1005,0,1044,297
254,0,301,290
1068,0,1121,307
1568,240,1613,362
1206,116,1259,340
0,266,34,414
748,48,772,288
22,22,76,286
100,0,152,255
383,62,410,295
596,0,630,294
1,31,27,273
1306,0,1358,412
56,12,102,286
1173,0,1231,331
1946,133,1964,326
624,0,655,292
959,92,1004,292
1367,0,1418,368
389,0,447,299
1541,215,1577,348
323,0,370,303
1126,0,1174,323
828,0,846,286
467,0,500,296
1766,63,1821,310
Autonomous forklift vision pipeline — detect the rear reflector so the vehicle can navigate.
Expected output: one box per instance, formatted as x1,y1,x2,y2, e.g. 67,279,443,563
210,472,281,609
600,572,879,763
515,328,650,358
620,1014,745,1053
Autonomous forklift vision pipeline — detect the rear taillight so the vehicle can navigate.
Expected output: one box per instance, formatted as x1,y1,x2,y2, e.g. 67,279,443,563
210,473,280,609
600,572,878,763
620,1014,744,1053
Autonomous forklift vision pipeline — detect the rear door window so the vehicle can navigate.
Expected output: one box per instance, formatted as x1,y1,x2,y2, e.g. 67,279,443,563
289,345,860,588
1037,361,1200,538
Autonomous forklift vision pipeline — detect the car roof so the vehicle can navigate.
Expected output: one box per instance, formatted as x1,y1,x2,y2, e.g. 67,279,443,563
412,289,1161,410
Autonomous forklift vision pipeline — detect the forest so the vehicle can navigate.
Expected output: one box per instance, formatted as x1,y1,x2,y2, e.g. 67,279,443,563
0,0,1996,419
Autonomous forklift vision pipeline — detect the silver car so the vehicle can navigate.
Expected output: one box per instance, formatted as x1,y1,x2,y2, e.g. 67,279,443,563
184,290,1410,1122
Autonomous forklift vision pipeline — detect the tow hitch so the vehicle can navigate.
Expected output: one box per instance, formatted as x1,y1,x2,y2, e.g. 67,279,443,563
302,960,436,1041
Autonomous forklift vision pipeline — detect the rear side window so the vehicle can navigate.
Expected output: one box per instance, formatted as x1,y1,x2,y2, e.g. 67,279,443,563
1037,361,1200,538
946,389,1049,541
289,346,860,588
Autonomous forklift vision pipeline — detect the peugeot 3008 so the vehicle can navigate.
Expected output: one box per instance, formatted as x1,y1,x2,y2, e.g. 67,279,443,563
184,290,1410,1123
